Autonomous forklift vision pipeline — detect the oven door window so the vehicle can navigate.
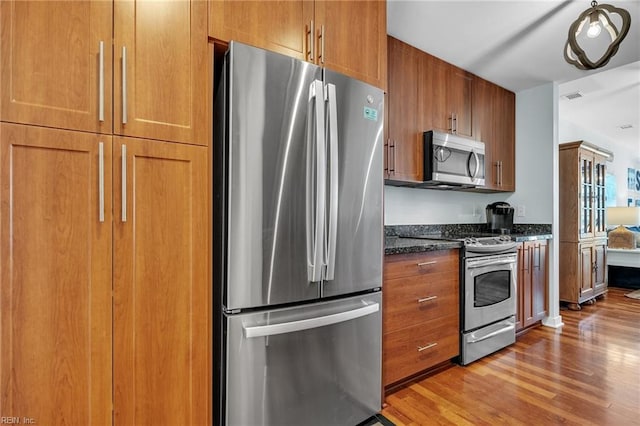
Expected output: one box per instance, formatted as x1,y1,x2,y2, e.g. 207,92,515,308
474,270,511,307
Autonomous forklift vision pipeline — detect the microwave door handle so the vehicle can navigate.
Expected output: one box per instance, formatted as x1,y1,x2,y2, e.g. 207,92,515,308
468,150,479,179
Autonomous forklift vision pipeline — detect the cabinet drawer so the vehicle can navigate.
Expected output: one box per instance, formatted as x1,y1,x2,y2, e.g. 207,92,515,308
383,314,459,387
384,273,458,334
384,250,459,281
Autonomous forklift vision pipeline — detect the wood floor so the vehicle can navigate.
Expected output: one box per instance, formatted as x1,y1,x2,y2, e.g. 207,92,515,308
381,287,640,425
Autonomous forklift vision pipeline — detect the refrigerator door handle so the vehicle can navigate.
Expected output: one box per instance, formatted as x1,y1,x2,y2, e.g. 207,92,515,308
243,302,379,338
324,83,339,281
306,80,327,283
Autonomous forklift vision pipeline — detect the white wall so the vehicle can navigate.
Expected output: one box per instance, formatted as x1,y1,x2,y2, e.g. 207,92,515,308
505,83,555,223
383,186,508,225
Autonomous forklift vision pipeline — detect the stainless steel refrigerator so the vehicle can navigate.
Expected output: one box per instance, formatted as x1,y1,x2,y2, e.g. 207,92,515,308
213,41,384,426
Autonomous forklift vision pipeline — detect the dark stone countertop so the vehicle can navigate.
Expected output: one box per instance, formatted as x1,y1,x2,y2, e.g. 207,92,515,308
384,233,553,256
384,236,463,255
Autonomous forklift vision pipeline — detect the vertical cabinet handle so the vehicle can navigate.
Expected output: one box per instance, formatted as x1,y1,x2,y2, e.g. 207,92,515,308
99,41,104,122
98,142,104,222
122,46,127,124
319,25,325,64
384,139,389,174
306,21,315,61
448,113,458,133
121,144,127,222
389,140,395,173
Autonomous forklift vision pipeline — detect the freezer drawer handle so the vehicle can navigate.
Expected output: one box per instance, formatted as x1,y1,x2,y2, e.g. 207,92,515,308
468,324,515,344
243,302,379,338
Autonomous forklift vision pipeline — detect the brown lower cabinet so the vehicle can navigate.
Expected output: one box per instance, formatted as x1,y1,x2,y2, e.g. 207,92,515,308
0,123,209,425
383,250,460,388
516,240,548,331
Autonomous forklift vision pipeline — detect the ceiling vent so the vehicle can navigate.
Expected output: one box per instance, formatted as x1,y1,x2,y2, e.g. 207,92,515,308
561,91,583,100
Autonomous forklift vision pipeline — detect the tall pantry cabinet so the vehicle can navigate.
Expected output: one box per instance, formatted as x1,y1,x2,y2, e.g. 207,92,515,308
0,2,210,425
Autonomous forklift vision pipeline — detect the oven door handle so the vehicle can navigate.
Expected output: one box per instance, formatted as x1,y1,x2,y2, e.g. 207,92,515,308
467,258,517,269
468,323,515,343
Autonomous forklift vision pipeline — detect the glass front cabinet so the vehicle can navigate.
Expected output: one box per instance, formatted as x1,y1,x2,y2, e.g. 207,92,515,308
559,141,612,310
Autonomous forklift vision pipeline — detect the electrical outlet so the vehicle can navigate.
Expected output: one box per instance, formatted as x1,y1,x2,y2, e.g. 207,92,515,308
516,205,526,217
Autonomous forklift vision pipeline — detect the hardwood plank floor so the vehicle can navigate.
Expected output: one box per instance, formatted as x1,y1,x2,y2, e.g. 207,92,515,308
381,287,640,425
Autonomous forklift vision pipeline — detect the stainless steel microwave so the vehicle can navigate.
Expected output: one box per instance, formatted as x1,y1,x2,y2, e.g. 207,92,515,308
423,130,485,187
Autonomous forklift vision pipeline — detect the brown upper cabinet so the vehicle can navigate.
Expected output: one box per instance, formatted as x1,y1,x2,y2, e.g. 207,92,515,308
209,0,387,91
472,79,516,192
1,0,209,146
386,37,515,191
385,37,422,182
0,1,113,134
422,54,473,138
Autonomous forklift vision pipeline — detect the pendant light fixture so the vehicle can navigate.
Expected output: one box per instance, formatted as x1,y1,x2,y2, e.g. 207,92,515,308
564,1,631,70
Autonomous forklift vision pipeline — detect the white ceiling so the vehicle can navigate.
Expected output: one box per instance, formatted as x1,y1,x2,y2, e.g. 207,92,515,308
387,0,640,149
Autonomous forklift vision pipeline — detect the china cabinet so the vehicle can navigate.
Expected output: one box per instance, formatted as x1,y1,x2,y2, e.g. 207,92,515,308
559,141,612,309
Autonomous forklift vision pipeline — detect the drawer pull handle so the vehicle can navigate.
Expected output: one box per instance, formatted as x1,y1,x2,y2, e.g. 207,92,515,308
417,261,437,267
417,296,438,303
417,342,438,352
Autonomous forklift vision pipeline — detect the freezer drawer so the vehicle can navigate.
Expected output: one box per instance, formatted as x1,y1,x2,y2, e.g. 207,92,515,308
224,293,382,426
461,315,516,366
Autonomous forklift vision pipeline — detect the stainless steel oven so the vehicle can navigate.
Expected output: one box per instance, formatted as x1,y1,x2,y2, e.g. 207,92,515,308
464,253,517,331
460,239,518,365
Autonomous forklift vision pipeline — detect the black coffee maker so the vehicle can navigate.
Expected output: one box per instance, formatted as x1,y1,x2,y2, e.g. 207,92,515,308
486,202,514,234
